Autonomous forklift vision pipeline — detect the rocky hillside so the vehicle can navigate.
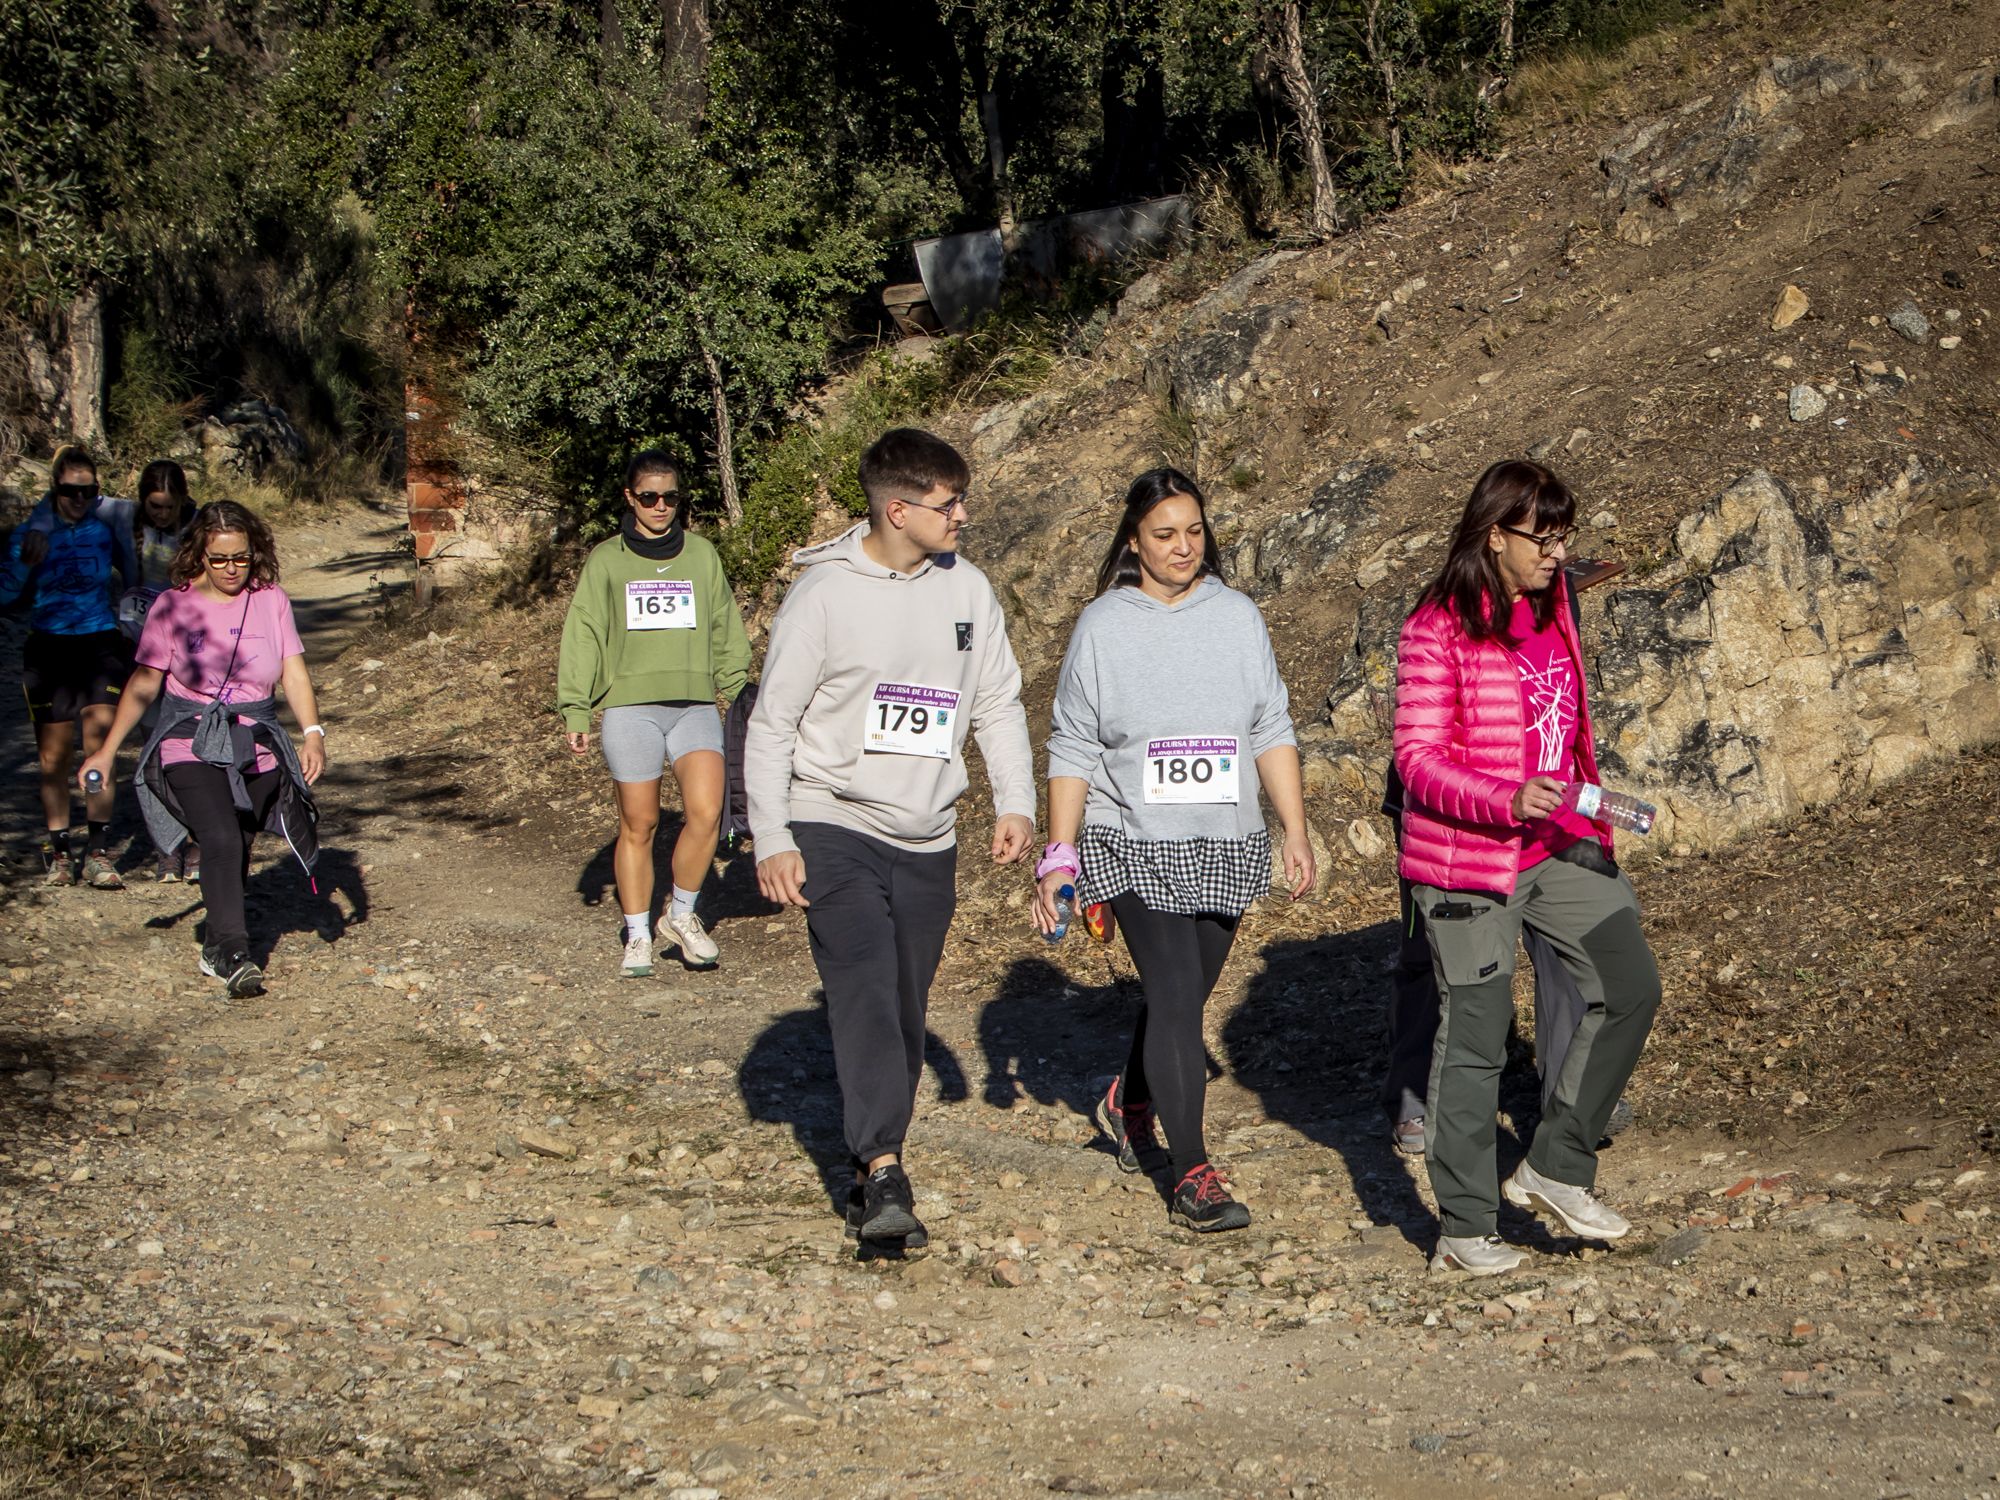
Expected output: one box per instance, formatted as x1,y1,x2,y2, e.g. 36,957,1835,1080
927,0,1998,861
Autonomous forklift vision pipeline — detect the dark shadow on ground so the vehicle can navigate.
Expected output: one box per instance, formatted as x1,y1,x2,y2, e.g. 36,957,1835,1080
1221,925,1550,1253
576,827,777,928
739,994,967,1216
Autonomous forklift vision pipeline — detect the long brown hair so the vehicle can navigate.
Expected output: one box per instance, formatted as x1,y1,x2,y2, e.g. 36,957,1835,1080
169,501,281,589
1094,467,1226,597
1413,460,1576,641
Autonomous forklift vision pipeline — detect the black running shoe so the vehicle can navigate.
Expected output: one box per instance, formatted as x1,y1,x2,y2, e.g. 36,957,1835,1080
844,1182,928,1249
858,1164,921,1241
1169,1162,1251,1233
200,945,265,999
1095,1076,1168,1174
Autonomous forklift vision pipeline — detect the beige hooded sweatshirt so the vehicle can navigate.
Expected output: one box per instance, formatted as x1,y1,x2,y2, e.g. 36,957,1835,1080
745,522,1034,858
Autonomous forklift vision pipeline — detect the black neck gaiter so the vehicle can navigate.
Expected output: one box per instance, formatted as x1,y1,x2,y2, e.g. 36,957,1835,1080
622,510,684,561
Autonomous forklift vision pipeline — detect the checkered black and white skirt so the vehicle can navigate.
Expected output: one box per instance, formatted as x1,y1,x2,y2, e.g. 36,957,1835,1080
1076,824,1272,918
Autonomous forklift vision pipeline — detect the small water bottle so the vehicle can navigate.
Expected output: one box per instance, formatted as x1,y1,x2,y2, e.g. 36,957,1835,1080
1558,781,1656,835
84,768,104,794
1045,883,1075,945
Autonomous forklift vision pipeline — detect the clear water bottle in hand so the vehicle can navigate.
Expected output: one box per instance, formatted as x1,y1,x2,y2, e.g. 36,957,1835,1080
1045,883,1075,945
1559,781,1656,835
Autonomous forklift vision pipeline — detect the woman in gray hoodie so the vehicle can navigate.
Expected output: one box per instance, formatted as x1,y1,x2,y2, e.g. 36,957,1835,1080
1035,468,1315,1232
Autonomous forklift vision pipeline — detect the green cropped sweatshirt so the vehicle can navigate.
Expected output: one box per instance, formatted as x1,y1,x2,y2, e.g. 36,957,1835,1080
556,531,751,733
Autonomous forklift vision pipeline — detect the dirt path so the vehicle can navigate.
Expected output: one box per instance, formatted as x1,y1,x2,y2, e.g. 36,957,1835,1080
3,512,1998,1499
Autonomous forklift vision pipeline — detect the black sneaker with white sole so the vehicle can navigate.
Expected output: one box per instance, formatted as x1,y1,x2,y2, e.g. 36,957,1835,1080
844,1182,928,1249
199,944,265,999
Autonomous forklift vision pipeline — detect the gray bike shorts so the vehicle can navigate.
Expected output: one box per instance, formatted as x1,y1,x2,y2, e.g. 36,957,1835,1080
600,702,724,783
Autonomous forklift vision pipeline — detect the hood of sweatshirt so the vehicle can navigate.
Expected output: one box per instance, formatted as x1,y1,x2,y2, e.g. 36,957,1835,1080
790,520,947,582
1098,572,1228,615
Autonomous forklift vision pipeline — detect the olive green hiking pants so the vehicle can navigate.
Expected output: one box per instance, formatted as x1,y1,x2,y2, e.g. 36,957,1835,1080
1415,856,1662,1239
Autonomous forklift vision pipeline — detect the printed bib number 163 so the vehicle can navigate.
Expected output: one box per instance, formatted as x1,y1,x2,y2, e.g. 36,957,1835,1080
1144,736,1241,804
864,682,959,759
626,579,697,630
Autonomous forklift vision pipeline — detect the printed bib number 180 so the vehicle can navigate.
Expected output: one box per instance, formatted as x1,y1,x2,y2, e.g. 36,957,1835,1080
625,579,697,630
864,682,959,759
1144,736,1241,804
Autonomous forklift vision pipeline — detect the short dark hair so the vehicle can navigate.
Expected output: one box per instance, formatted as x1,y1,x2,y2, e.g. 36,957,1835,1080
170,500,281,589
623,449,682,491
1095,467,1225,596
858,428,969,512
1413,459,1577,641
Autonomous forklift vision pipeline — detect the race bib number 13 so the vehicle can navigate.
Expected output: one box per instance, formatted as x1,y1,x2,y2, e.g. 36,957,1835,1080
1144,736,1241,804
864,682,959,759
626,579,697,630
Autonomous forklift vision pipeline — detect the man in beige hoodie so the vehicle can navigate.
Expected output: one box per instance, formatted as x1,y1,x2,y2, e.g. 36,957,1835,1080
747,428,1035,1247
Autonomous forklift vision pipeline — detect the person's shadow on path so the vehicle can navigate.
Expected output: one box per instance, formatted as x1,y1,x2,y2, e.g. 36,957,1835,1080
1220,925,1549,1253
577,828,774,929
739,993,968,1217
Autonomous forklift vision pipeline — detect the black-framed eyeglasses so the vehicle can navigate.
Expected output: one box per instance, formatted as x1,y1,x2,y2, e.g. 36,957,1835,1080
896,493,968,517
630,489,679,509
1498,522,1577,556
205,554,252,570
54,483,99,501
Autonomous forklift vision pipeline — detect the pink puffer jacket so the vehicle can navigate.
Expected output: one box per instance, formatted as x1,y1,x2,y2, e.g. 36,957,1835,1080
1393,583,1612,896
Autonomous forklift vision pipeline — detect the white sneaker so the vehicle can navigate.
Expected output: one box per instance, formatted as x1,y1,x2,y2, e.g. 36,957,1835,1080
1430,1234,1526,1276
620,930,653,978
1503,1160,1631,1240
659,909,719,970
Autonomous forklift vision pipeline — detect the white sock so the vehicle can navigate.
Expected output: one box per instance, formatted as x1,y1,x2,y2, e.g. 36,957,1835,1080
669,885,698,920
623,913,649,941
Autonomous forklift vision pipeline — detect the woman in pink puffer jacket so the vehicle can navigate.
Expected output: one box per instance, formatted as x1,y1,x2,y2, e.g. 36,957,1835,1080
1393,460,1662,1278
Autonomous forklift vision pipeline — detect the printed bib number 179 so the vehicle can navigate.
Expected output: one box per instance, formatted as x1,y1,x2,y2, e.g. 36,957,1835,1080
1144,737,1241,804
864,682,959,759
626,579,697,630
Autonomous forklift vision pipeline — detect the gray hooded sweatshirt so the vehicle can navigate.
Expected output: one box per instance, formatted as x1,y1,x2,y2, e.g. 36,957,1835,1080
1046,575,1295,840
745,522,1034,857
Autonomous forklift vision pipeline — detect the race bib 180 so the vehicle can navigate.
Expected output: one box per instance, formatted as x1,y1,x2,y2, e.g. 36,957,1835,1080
625,579,697,630
863,682,959,759
1144,736,1241,804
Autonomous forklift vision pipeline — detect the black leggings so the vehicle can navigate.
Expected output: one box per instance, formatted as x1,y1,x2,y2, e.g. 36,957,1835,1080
1110,891,1238,1180
164,762,280,954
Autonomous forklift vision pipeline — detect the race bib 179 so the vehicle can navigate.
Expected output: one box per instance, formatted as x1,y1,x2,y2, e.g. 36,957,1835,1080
863,682,959,759
1143,736,1241,804
625,579,696,630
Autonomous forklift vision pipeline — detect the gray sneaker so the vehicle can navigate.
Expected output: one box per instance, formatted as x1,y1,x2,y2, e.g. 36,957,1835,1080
1502,1160,1630,1240
1430,1234,1526,1276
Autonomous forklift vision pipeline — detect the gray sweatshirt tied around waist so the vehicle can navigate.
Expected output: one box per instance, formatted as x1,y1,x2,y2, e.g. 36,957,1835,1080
1045,575,1295,841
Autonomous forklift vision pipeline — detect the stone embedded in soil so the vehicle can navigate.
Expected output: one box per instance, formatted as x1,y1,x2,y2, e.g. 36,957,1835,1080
1887,300,1931,342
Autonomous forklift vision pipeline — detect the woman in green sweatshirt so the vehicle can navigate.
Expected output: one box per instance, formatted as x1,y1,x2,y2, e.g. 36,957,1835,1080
558,451,751,977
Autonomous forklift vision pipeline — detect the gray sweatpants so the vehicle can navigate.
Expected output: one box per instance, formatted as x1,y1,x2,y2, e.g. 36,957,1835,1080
1415,858,1662,1238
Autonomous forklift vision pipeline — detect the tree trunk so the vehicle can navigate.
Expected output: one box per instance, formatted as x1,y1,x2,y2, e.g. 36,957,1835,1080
696,331,741,525
1364,0,1404,172
600,0,625,64
659,0,709,122
63,284,108,448
1265,2,1342,240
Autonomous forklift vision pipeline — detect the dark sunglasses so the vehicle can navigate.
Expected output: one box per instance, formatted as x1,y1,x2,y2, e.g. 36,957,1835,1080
1498,522,1578,557
630,489,679,509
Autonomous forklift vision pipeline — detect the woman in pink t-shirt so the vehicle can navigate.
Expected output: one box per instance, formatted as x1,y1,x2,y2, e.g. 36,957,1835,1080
81,502,326,998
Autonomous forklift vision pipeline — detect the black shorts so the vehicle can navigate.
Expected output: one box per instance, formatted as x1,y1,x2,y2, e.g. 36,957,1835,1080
22,630,130,726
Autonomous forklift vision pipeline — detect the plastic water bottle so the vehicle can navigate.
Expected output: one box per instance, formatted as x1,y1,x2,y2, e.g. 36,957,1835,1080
1558,781,1656,835
1045,883,1075,945
84,769,104,794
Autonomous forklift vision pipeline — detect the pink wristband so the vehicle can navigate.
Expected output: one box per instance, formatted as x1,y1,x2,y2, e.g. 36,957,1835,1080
1035,842,1080,882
